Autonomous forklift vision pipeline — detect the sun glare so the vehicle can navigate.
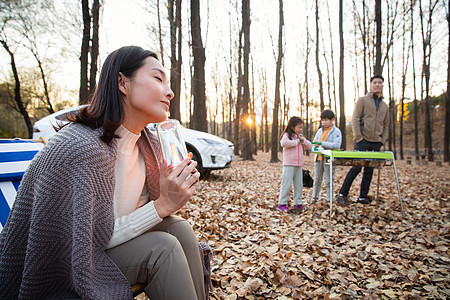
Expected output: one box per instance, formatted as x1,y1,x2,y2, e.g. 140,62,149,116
247,117,252,126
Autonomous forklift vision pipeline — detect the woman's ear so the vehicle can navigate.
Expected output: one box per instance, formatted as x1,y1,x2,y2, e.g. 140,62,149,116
118,72,127,95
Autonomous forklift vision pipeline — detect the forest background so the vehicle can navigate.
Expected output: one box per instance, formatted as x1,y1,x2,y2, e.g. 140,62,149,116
0,0,449,163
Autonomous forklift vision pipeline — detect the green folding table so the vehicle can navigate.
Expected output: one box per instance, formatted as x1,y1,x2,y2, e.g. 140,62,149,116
312,149,403,217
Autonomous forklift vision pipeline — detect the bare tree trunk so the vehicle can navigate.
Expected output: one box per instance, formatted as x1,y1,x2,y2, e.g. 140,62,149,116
234,25,243,155
339,0,346,149
79,0,90,104
352,5,361,99
241,0,253,160
169,0,182,121
362,0,368,93
326,0,337,115
270,0,284,163
227,12,234,142
374,0,382,75
190,0,207,132
400,2,411,160
411,0,419,160
157,0,165,65
23,33,54,114
388,45,397,156
322,51,332,109
36,56,54,114
420,0,438,161
282,63,289,132
15,11,55,114
263,70,269,152
88,0,100,96
445,3,450,162
305,16,310,143
315,0,324,112
1,40,33,138
251,62,257,155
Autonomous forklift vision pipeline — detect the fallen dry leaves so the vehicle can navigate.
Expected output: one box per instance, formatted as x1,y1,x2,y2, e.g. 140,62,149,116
139,151,449,299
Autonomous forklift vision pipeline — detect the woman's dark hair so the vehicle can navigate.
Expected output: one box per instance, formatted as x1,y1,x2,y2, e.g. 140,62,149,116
280,116,303,140
320,109,335,120
71,46,158,144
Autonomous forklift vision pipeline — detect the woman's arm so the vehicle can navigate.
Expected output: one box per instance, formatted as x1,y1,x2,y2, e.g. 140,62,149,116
106,201,162,249
106,158,199,248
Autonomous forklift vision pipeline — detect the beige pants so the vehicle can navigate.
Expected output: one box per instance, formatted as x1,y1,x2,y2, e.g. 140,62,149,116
106,216,206,300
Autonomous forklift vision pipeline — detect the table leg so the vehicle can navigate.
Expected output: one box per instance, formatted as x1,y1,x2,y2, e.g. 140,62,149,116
329,156,333,218
376,167,380,201
391,156,404,217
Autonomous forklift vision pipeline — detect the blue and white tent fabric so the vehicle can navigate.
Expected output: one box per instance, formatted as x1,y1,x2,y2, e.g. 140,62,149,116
0,140,44,232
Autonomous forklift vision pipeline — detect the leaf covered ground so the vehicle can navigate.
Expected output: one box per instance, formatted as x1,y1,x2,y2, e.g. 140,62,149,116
179,152,449,299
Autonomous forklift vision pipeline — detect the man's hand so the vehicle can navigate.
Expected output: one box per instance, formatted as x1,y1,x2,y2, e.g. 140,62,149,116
153,157,200,218
356,138,363,143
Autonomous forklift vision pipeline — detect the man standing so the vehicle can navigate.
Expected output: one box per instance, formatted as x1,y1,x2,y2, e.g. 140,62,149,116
336,75,389,205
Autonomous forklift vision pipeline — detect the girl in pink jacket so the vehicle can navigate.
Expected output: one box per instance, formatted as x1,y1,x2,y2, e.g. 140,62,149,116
278,116,312,212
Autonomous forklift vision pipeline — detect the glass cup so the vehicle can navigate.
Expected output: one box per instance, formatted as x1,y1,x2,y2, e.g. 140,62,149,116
156,119,188,167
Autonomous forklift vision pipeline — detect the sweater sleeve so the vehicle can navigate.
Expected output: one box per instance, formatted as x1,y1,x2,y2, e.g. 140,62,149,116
280,133,298,148
106,201,162,249
352,97,364,141
301,138,312,151
381,106,389,145
321,128,342,150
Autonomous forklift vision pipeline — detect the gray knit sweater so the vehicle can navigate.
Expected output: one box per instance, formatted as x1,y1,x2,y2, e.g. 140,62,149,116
0,122,162,299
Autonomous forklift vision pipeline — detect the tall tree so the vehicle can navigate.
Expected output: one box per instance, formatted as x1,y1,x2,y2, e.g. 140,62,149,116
445,0,450,162
80,0,90,104
374,0,382,75
326,0,338,117
362,0,368,93
419,0,439,161
305,16,310,142
241,0,253,160
0,1,35,138
227,10,234,143
1,39,33,138
18,10,55,114
315,0,324,112
168,0,182,121
79,0,101,104
270,0,284,163
89,0,100,96
262,70,269,152
339,0,346,149
400,1,411,160
411,0,420,160
190,0,207,132
156,0,165,66
386,1,398,156
234,13,243,155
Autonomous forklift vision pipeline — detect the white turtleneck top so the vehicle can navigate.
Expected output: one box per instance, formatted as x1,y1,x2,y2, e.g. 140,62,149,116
106,125,162,249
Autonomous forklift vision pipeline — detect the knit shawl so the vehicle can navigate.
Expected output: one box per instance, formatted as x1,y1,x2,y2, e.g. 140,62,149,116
0,123,162,299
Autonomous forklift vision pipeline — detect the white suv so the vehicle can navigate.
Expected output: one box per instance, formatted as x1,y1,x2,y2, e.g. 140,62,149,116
33,106,234,177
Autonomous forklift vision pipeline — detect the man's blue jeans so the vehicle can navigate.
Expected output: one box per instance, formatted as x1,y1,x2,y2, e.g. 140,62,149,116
338,139,382,198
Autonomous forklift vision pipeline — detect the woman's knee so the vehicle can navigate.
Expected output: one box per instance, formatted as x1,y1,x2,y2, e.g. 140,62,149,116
164,216,195,235
139,231,181,257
